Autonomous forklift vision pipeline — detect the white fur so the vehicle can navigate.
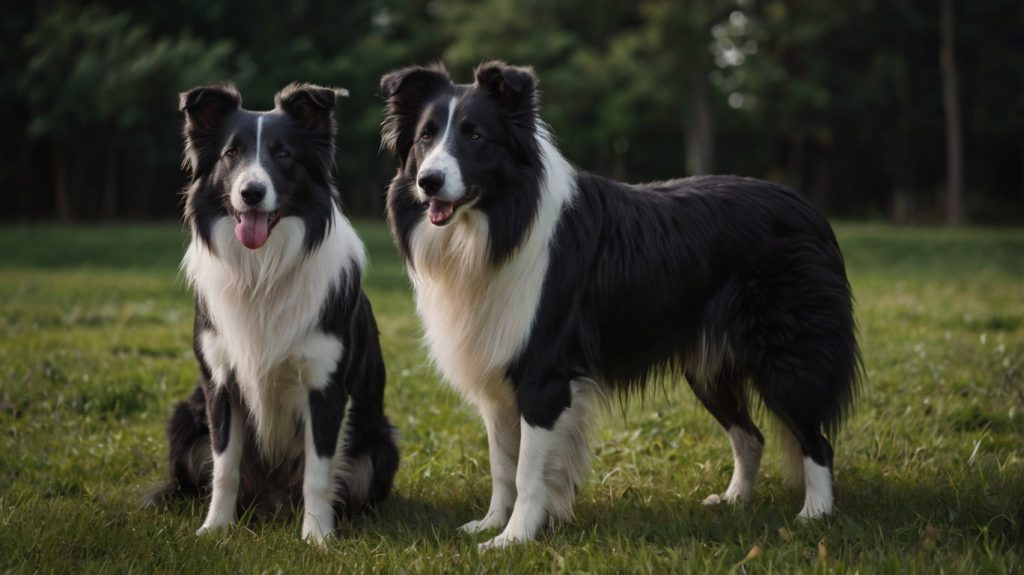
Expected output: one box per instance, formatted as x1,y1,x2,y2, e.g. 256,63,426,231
479,380,595,549
416,98,465,202
797,457,833,520
409,132,577,411
230,117,278,213
702,426,762,505
302,406,336,543
459,403,520,534
196,400,243,534
186,206,365,539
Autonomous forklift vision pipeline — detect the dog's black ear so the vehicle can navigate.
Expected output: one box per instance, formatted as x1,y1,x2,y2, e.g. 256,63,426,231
473,61,538,112
474,61,541,163
380,63,452,161
276,83,347,131
179,85,240,176
179,84,241,133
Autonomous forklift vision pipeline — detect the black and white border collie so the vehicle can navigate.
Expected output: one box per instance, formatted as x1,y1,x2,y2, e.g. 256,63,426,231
147,83,398,543
381,62,860,548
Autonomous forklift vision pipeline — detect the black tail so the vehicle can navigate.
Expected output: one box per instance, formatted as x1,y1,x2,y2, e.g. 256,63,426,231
144,384,211,507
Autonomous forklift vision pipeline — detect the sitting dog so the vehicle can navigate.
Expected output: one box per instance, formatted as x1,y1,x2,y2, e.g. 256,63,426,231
148,83,398,543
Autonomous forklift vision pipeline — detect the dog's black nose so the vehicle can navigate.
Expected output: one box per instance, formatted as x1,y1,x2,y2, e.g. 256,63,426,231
240,183,266,206
417,170,445,196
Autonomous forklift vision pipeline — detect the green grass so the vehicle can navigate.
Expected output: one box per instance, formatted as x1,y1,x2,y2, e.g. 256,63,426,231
1,221,1022,574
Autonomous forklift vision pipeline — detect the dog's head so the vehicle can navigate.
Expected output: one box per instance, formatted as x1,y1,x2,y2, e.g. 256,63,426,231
380,61,543,231
180,83,346,252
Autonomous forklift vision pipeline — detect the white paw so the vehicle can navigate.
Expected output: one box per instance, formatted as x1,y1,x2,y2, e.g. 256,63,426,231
301,514,334,544
195,519,233,536
701,493,723,506
796,504,831,522
459,511,509,534
478,533,521,550
702,490,749,506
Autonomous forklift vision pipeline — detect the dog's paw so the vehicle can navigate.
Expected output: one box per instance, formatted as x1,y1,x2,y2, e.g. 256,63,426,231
478,533,520,550
301,514,334,545
195,520,232,536
702,489,749,506
796,503,831,523
701,493,723,506
459,511,508,534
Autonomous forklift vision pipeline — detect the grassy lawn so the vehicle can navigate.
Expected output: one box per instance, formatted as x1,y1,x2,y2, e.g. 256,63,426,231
1,221,1022,573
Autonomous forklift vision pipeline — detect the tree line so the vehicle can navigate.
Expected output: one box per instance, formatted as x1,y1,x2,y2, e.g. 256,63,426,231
3,0,1021,223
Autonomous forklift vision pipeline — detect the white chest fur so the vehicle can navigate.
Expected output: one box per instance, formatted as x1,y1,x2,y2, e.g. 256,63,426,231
184,209,365,461
409,136,577,410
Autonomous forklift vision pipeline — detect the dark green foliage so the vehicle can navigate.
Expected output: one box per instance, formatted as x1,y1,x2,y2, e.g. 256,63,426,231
2,0,1022,222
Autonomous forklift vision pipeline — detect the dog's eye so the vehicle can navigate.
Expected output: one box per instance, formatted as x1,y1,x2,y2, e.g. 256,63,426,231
420,132,432,143
277,150,290,159
224,148,238,158
469,132,481,141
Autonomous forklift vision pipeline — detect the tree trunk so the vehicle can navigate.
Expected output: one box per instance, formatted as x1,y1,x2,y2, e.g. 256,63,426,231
685,67,714,175
940,0,963,224
54,142,72,222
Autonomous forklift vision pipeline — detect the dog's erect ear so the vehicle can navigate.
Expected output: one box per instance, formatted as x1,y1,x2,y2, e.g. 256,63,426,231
276,83,347,131
380,63,452,161
179,84,241,133
473,61,538,112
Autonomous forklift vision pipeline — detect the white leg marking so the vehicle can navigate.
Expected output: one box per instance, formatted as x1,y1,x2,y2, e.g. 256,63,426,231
479,420,557,549
479,383,593,549
197,401,243,535
702,426,762,505
797,456,833,520
460,404,520,534
301,408,337,544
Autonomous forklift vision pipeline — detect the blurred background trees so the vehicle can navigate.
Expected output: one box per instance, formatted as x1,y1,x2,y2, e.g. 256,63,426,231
3,0,1021,222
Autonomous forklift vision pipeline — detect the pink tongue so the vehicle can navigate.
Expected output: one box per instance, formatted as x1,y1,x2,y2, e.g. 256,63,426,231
428,199,455,226
235,211,270,249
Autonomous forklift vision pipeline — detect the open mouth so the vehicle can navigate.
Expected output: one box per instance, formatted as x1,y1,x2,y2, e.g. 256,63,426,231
426,188,480,227
233,209,282,249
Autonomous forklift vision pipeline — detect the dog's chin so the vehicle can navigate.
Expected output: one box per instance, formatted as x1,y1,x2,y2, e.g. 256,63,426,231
426,189,480,227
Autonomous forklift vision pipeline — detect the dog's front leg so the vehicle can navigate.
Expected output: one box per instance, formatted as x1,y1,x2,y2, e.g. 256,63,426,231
302,384,346,544
479,379,592,549
460,401,520,534
197,389,243,535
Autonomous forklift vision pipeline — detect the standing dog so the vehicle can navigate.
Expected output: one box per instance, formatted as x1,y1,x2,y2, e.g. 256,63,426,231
381,62,860,548
148,83,398,543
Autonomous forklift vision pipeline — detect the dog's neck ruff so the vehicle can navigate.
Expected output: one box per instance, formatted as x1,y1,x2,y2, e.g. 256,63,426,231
183,207,365,377
409,131,577,407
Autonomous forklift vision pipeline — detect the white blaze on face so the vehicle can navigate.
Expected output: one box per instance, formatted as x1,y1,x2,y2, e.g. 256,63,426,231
230,115,278,213
416,97,465,202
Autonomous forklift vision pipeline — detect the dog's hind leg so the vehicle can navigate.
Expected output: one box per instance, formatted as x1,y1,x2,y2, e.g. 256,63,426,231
762,402,835,520
460,400,520,534
688,369,764,506
144,384,212,507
